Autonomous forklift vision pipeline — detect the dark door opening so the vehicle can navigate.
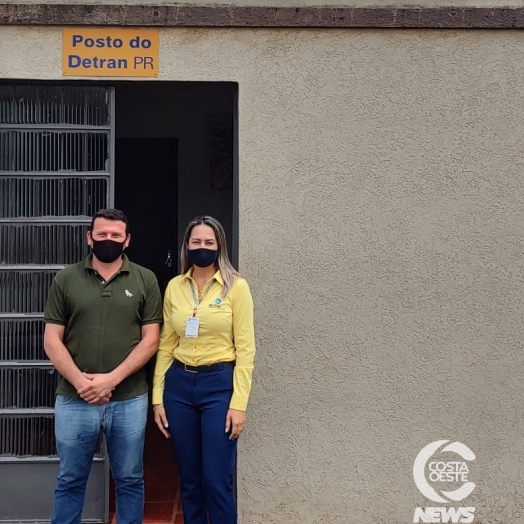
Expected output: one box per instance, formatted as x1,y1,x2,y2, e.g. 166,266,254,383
114,138,180,522
115,137,178,293
111,81,237,524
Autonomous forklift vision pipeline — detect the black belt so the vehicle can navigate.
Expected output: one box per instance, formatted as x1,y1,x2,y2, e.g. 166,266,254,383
174,359,235,373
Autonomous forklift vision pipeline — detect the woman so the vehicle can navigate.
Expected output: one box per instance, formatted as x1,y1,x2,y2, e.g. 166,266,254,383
153,215,256,524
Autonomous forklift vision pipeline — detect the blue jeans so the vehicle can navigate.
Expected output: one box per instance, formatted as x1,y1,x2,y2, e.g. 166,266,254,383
51,393,148,524
164,364,238,524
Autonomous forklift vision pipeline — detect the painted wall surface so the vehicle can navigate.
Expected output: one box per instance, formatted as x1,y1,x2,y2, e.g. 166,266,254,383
1,26,524,524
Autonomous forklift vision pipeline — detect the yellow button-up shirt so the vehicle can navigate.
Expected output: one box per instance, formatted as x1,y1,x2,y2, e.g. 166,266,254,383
152,269,256,411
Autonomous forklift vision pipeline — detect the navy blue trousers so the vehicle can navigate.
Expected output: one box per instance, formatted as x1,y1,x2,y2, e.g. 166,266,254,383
163,363,237,524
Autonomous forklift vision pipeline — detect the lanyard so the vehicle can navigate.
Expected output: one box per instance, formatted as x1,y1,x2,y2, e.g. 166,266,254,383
189,280,215,317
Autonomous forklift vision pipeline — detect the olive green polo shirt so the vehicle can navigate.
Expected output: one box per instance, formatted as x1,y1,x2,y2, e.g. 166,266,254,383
44,254,163,401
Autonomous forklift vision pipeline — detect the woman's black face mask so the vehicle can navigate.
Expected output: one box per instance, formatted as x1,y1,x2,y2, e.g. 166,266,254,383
187,248,218,268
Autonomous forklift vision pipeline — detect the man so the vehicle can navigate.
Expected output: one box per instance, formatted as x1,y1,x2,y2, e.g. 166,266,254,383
44,208,163,524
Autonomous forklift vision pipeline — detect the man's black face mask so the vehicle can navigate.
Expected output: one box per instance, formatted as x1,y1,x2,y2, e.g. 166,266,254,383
91,239,125,263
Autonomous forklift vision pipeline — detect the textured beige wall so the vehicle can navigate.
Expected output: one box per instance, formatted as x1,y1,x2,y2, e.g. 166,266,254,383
1,26,524,524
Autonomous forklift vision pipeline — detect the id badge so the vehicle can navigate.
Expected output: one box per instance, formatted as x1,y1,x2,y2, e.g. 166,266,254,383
185,317,200,338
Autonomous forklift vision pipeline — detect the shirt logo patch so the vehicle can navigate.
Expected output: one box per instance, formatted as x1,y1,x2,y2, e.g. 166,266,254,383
209,297,223,309
125,290,134,297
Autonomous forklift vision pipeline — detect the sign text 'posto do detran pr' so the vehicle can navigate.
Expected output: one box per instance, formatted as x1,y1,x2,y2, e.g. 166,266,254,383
68,34,153,70
62,29,159,77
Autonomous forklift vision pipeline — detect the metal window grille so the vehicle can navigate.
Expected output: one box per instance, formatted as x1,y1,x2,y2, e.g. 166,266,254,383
0,84,113,451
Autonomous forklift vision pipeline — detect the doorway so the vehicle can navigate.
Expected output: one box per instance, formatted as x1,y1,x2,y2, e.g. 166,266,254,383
0,79,237,524
112,81,237,524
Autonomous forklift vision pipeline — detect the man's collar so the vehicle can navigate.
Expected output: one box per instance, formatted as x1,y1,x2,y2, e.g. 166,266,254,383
84,254,94,270
84,253,131,273
120,254,131,272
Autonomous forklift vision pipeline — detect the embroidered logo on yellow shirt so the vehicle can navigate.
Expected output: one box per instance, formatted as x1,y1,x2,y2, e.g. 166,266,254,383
209,297,223,309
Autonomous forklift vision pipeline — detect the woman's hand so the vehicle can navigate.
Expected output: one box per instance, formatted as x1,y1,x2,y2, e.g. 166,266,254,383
153,404,170,438
225,409,246,440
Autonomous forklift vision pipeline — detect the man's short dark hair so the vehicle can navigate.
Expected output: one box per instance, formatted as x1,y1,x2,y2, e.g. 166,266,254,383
89,209,130,235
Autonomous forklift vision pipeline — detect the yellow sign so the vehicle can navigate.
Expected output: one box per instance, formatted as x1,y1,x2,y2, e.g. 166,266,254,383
63,28,159,77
